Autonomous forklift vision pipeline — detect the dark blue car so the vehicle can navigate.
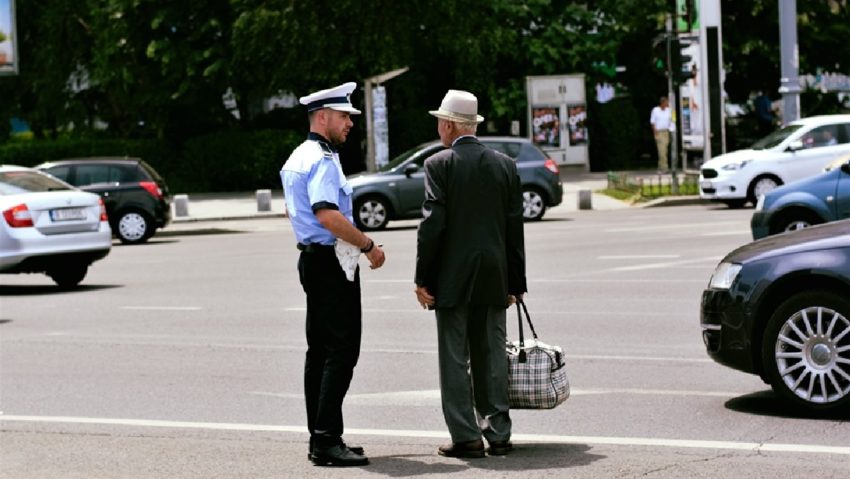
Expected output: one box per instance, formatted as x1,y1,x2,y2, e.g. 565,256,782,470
750,154,850,239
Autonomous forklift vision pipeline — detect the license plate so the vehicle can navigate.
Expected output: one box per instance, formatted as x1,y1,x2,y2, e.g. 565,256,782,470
50,207,86,221
700,181,713,189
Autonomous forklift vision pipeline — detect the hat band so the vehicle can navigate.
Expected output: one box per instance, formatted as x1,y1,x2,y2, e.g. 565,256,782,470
306,96,350,112
437,110,479,122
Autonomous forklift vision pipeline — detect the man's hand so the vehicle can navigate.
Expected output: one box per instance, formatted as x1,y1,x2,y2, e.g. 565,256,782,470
415,285,435,309
507,293,524,307
365,245,385,269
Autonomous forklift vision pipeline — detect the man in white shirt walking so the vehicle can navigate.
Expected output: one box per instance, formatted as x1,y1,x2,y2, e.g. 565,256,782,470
650,96,673,172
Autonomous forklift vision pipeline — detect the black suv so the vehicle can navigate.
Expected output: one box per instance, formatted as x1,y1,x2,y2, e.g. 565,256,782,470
36,158,171,244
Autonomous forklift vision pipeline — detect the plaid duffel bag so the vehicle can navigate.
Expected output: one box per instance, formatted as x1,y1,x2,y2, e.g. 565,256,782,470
506,300,570,409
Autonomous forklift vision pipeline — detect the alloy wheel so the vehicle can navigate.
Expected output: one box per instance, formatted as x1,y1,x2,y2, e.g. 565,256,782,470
774,305,850,405
783,220,812,233
357,199,388,229
753,177,779,198
522,190,544,220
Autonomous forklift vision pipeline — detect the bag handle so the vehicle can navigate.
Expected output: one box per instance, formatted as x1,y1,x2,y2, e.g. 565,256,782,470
514,298,539,363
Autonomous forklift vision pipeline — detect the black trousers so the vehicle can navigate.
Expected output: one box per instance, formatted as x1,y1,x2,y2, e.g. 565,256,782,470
297,247,362,447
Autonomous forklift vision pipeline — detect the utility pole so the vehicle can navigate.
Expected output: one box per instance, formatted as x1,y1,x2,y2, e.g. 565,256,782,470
666,12,680,194
778,0,801,124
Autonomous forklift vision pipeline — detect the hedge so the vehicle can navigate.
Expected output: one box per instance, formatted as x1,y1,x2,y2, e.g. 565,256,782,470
0,129,303,193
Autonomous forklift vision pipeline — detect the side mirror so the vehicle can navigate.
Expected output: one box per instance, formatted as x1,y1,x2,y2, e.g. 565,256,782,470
403,163,419,177
841,162,850,174
785,140,804,152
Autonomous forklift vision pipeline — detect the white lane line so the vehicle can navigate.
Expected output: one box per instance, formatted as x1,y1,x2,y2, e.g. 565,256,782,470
285,307,695,315
608,256,721,272
702,231,752,237
120,307,203,311
365,279,707,283
605,221,741,233
597,255,680,260
3,415,848,455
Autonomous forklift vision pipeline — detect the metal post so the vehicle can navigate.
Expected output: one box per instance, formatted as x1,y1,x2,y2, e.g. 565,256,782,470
364,80,376,172
666,13,680,194
778,0,801,124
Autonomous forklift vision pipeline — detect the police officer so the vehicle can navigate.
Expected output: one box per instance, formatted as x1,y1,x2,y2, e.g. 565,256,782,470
280,82,385,467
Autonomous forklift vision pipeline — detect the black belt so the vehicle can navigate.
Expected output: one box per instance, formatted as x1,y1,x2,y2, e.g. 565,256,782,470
297,243,335,253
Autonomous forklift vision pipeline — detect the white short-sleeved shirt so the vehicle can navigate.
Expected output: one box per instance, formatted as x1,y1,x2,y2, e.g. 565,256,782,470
650,106,673,132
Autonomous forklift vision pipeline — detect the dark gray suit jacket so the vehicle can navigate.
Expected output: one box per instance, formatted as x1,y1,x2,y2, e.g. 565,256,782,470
415,136,527,308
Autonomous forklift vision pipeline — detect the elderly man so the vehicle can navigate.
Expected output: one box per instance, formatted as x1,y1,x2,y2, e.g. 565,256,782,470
280,82,385,467
415,89,528,458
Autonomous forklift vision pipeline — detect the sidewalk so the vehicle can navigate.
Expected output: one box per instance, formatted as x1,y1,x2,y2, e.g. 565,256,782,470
170,172,703,224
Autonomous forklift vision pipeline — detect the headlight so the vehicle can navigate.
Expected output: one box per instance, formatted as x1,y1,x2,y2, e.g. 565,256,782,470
754,194,766,211
709,262,742,289
720,160,752,171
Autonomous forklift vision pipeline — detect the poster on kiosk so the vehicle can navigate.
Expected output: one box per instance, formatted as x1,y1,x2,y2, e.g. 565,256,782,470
526,74,589,169
0,0,18,75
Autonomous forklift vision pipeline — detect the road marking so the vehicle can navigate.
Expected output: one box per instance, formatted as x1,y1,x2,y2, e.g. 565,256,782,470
251,387,741,405
597,255,680,260
702,231,752,237
365,278,707,283
285,307,696,315
120,306,203,311
2,415,848,455
608,256,721,272
605,221,741,233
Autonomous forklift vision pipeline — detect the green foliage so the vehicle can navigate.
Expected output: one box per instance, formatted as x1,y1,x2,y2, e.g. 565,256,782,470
0,138,172,172
180,129,302,192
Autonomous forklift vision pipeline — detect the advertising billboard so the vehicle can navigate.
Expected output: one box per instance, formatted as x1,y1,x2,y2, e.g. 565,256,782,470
0,0,17,75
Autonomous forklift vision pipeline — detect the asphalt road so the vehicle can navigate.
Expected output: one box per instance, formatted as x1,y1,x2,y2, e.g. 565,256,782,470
1,204,848,478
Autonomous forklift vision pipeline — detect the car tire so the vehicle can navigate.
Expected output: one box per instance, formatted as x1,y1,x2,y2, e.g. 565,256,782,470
522,187,547,221
770,210,823,235
761,291,850,414
48,263,88,288
116,209,154,244
354,196,390,231
747,175,782,205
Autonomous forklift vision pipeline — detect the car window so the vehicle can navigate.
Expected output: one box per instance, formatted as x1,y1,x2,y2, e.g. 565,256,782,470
43,165,71,182
800,124,843,149
411,145,446,167
0,170,73,195
838,123,850,144
482,142,522,159
112,164,146,183
74,164,110,186
751,124,802,150
518,143,548,163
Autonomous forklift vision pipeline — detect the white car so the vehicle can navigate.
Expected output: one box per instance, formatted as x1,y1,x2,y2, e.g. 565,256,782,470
699,114,850,207
1,165,112,288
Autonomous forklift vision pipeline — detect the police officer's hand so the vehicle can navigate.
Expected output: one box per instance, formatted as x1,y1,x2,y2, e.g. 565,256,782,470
365,244,385,269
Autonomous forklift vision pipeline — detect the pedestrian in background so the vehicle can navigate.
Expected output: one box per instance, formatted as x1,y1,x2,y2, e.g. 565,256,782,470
280,81,385,467
414,89,528,459
650,96,673,173
754,90,775,137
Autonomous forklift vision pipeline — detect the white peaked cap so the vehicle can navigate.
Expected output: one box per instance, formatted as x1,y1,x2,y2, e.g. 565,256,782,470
299,82,362,115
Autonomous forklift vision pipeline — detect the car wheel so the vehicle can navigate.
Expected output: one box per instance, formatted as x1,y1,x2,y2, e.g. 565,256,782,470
48,263,88,289
761,291,850,414
117,210,153,244
747,175,782,205
771,211,822,235
522,188,546,221
354,196,390,231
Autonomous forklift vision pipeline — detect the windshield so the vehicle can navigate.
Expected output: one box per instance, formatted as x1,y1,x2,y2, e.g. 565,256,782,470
378,143,443,172
751,124,802,150
0,170,74,195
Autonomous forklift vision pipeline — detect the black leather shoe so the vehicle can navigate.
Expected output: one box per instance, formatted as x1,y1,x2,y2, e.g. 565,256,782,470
437,439,485,458
310,444,369,467
308,443,364,460
486,440,513,455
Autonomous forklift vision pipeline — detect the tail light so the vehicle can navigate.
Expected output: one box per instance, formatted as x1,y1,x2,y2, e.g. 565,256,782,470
99,199,108,221
3,203,34,228
544,158,560,175
139,181,163,199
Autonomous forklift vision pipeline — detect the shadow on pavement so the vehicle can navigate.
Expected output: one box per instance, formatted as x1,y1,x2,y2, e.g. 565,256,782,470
0,284,122,296
366,444,603,477
725,390,850,420
157,228,245,238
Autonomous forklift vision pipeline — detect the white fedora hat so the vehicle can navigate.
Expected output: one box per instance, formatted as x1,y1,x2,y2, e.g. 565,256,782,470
429,89,484,123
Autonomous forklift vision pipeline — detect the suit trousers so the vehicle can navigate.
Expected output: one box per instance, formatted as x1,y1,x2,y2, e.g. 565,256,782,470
436,304,512,444
655,130,670,171
297,248,362,447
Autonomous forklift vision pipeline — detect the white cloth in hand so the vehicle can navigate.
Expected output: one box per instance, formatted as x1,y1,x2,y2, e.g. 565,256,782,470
334,239,361,282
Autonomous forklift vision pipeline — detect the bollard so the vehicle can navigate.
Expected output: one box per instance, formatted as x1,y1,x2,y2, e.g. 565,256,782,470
174,194,189,217
256,189,272,212
578,189,592,210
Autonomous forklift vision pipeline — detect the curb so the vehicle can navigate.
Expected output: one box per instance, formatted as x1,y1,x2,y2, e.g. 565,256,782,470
639,196,709,208
172,213,286,224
